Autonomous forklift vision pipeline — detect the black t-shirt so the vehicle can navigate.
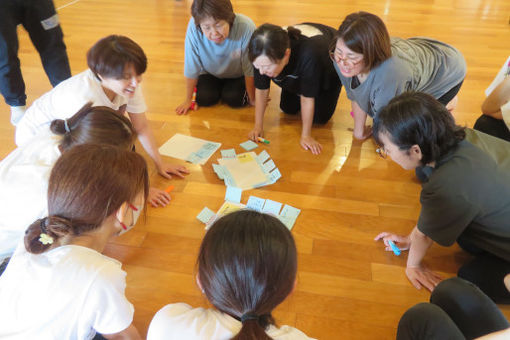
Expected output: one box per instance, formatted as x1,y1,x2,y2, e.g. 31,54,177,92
254,23,340,98
417,137,510,261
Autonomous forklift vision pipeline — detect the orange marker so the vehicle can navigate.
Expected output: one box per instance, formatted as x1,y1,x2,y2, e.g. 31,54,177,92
190,87,197,110
165,185,175,193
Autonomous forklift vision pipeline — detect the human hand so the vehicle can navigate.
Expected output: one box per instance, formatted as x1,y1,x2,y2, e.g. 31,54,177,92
353,125,372,140
300,135,322,155
157,163,190,179
148,187,171,207
405,265,442,291
504,273,510,292
248,126,263,142
175,99,197,115
374,232,411,251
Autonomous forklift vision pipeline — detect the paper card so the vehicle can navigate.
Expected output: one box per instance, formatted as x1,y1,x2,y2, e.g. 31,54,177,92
186,153,202,164
237,152,255,163
225,186,242,203
269,168,282,183
280,204,301,219
159,134,221,165
240,140,258,151
256,150,270,164
212,164,225,179
217,201,245,215
277,215,297,230
486,56,510,96
221,149,236,158
246,196,265,212
262,199,282,216
197,207,216,224
262,159,276,172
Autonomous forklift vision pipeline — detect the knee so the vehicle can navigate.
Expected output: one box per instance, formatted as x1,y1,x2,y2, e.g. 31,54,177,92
396,303,442,340
431,277,472,307
196,88,220,107
221,88,245,108
280,100,299,115
473,115,497,133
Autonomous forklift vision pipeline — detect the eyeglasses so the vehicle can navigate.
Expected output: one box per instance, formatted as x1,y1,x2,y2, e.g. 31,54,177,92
376,146,388,159
329,50,363,66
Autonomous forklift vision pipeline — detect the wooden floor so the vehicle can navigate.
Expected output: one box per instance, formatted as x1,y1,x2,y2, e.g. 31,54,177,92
1,0,510,338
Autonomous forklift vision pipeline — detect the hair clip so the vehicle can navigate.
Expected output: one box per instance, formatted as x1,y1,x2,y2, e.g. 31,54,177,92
39,233,54,245
64,119,71,133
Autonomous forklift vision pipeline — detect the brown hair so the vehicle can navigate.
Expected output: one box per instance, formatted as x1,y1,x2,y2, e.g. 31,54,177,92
334,11,392,70
24,144,149,254
87,35,147,79
248,23,301,63
50,103,136,152
191,0,236,28
198,210,297,340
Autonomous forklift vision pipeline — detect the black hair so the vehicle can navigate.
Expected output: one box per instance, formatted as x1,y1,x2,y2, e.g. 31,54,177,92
248,23,301,63
197,210,297,340
373,92,466,165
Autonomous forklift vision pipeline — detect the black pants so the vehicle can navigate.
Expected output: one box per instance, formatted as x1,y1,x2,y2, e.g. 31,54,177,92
456,234,510,304
397,277,509,340
437,81,464,106
279,83,342,124
0,0,71,107
473,115,510,142
196,74,246,108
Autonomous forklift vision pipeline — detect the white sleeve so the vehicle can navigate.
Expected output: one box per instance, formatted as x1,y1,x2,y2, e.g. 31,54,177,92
86,265,134,335
126,84,147,114
147,303,193,340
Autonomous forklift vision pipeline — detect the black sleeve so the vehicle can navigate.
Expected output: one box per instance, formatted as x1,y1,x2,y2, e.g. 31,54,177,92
254,67,271,90
417,185,479,246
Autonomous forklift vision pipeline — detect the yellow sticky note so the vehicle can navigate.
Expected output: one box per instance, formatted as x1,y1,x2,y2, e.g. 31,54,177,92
237,153,254,163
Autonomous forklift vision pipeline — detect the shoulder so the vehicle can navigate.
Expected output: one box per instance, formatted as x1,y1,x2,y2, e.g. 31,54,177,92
148,304,236,340
231,13,256,39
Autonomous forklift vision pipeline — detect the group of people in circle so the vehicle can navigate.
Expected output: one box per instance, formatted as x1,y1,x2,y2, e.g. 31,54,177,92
0,0,509,339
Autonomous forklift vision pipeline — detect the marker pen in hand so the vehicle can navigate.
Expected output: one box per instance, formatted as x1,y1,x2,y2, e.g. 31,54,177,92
388,240,401,256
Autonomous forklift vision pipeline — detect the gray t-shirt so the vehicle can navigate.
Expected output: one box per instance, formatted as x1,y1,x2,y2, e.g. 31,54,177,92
334,37,467,117
184,13,255,79
417,136,510,261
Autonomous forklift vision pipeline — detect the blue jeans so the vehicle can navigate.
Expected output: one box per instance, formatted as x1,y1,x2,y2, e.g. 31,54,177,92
0,0,71,106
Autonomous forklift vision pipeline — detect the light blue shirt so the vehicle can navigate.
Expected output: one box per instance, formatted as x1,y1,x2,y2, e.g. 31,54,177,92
184,13,255,79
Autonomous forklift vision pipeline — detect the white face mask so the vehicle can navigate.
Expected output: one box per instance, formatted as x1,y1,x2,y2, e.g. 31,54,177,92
117,203,142,235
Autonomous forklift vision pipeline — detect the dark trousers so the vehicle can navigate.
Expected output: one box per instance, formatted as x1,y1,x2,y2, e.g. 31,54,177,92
437,81,464,106
196,74,246,108
473,115,510,142
279,83,342,124
456,235,510,304
0,0,71,107
397,277,509,340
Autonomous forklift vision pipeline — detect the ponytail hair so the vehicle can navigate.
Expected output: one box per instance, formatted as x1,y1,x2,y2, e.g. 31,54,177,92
248,23,300,63
24,144,149,254
197,210,297,340
50,102,136,152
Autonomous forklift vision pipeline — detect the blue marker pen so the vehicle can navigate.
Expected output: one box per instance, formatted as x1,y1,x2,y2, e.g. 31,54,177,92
388,240,401,256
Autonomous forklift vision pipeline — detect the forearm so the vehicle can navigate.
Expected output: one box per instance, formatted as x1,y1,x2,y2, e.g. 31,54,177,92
300,96,315,137
351,101,368,137
406,226,433,268
245,76,255,104
254,88,269,128
129,113,163,167
482,77,510,115
476,328,510,340
184,77,198,100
